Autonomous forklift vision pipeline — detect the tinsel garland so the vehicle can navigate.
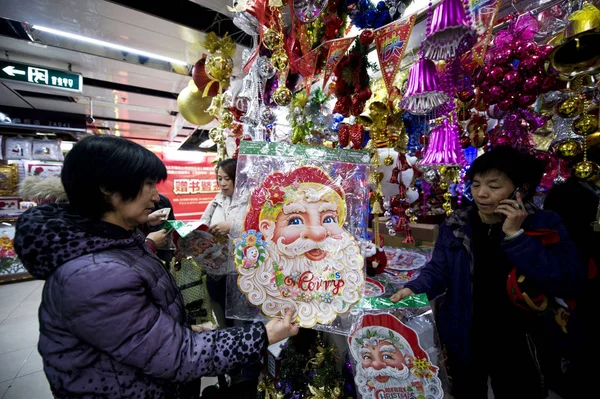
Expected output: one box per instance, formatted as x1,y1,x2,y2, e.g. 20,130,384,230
332,41,375,117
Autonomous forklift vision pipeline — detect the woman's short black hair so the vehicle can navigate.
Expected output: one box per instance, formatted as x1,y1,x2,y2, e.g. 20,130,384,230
217,158,237,183
467,146,545,201
62,135,167,220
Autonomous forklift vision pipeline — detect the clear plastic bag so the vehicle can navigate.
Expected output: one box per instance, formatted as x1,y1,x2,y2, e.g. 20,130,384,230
5,137,33,160
226,141,371,331
348,294,448,399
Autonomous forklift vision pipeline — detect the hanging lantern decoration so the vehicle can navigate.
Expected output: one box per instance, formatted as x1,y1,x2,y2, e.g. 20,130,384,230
400,58,450,115
421,0,476,61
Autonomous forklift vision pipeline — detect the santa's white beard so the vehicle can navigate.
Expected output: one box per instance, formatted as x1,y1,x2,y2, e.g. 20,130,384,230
237,230,364,327
354,364,444,399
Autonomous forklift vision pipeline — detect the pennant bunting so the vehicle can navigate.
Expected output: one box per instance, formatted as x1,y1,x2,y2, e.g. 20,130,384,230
322,36,355,89
463,0,502,67
374,15,416,95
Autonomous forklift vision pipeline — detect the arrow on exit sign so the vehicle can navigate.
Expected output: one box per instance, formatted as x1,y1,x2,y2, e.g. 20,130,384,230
2,66,26,76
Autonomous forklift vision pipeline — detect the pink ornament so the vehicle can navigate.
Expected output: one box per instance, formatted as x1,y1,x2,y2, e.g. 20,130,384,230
422,0,476,60
493,48,513,65
401,58,450,115
523,75,541,93
514,40,537,59
502,70,523,87
537,44,554,59
498,96,516,111
518,95,537,108
489,66,506,82
489,85,506,102
518,54,542,74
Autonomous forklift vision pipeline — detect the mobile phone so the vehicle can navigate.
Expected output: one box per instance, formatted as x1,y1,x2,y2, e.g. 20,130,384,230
508,187,526,201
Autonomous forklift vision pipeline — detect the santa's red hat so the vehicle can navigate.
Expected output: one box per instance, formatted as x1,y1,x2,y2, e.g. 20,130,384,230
243,166,346,232
348,314,428,362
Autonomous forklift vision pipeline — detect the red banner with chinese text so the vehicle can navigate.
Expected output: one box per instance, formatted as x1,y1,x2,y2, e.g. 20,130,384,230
375,15,416,95
156,151,219,219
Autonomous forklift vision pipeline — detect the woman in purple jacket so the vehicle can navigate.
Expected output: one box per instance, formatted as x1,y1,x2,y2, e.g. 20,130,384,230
14,135,299,399
391,146,584,399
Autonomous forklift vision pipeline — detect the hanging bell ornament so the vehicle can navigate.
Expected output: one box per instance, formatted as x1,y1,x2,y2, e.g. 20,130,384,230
556,97,584,119
573,114,598,136
273,87,293,106
205,51,234,82
263,28,283,51
572,160,600,180
384,155,395,166
271,50,289,72
555,140,583,160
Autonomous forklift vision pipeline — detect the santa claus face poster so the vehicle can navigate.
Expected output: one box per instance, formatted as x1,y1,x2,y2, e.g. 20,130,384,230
232,141,370,328
349,313,444,399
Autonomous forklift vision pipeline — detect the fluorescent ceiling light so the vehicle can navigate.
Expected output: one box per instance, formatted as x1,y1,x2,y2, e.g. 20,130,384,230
32,25,188,66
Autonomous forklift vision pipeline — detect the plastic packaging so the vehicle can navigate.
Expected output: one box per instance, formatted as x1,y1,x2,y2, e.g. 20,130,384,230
227,141,371,330
5,137,33,160
32,139,63,161
174,222,230,275
349,294,448,399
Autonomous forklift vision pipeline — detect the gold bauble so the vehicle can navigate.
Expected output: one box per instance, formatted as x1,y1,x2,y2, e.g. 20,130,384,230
588,130,600,148
443,192,452,201
555,140,583,160
439,182,449,190
220,109,234,127
573,114,598,136
273,86,292,106
384,155,395,166
573,160,600,181
205,51,234,82
556,97,584,119
442,202,452,212
263,29,283,51
208,127,222,142
177,84,214,125
271,50,289,72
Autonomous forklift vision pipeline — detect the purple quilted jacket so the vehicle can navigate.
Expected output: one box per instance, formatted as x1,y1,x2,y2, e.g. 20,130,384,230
14,204,268,398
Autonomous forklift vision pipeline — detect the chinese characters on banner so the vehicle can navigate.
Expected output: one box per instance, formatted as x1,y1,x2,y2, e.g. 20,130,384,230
375,15,416,95
322,37,356,88
156,152,218,219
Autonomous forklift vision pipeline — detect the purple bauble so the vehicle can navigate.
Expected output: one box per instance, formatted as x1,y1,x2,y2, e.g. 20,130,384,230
493,47,513,65
502,70,523,88
538,44,554,59
514,40,537,59
489,66,506,82
518,95,537,108
498,96,516,111
518,54,542,74
489,85,506,102
523,75,541,94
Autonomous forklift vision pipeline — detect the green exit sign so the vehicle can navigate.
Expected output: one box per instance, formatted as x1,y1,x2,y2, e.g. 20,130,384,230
0,60,82,92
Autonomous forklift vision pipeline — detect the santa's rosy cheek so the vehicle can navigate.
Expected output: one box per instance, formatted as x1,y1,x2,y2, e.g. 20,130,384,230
274,227,302,244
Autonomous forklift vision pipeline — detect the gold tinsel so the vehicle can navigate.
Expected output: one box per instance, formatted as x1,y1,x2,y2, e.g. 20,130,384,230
202,32,236,58
307,385,342,399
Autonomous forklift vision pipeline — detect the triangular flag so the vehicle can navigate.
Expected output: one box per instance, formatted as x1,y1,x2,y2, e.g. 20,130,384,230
322,36,355,88
374,15,416,95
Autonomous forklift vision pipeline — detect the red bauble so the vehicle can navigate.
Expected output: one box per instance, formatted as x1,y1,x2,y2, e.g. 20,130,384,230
356,87,372,101
457,89,474,102
415,149,423,158
518,54,542,74
359,30,375,46
192,58,221,97
541,75,557,92
538,44,554,59
419,135,428,145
